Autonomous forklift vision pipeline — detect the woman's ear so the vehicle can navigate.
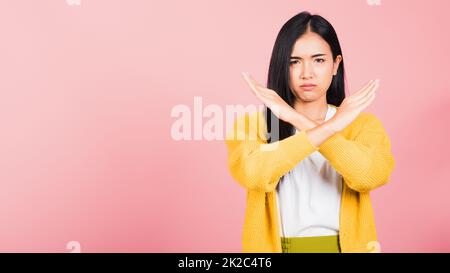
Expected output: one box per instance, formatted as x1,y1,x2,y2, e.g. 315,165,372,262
333,55,342,76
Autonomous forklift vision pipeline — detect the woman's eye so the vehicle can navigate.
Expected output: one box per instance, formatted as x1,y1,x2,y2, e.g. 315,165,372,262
315,58,325,63
290,60,300,65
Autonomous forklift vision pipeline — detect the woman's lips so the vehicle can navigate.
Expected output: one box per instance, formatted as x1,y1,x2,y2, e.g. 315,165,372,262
300,84,316,91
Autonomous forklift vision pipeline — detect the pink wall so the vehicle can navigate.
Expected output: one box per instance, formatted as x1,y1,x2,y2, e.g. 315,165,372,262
0,0,449,252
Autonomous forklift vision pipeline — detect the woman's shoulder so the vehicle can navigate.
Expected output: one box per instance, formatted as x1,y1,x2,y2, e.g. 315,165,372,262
349,111,387,135
329,105,387,137
226,110,267,142
232,110,265,126
356,112,384,127
330,104,383,126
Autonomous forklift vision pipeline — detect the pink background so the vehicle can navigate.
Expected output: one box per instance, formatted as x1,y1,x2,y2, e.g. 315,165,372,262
0,0,449,252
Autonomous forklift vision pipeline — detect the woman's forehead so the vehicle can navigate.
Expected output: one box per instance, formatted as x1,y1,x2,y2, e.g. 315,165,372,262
291,33,332,57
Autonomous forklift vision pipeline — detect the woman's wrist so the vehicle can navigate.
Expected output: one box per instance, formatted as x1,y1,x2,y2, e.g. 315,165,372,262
287,110,340,136
291,110,332,131
288,111,316,131
304,119,339,148
323,117,340,134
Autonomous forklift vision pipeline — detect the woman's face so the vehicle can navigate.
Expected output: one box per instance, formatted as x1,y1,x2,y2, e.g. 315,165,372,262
289,31,342,103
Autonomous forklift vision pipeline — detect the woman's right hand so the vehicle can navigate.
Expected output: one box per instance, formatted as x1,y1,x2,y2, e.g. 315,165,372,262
329,79,379,132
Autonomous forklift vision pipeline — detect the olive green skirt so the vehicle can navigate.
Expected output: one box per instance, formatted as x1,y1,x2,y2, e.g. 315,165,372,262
281,235,341,253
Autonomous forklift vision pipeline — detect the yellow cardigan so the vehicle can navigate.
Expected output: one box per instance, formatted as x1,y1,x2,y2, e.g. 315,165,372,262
225,105,395,253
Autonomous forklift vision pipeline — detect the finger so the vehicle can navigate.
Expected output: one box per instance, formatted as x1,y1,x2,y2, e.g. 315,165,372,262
242,73,278,104
357,84,377,108
356,80,379,105
349,79,377,101
252,88,267,103
245,78,274,105
359,79,376,92
251,85,271,104
242,72,259,95
258,95,277,112
358,89,376,110
352,79,379,104
356,79,376,95
256,89,277,104
256,86,282,106
242,72,261,92
258,86,278,97
349,80,373,97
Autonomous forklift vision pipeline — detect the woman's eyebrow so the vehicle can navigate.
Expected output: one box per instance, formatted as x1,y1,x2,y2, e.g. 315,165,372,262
290,53,326,59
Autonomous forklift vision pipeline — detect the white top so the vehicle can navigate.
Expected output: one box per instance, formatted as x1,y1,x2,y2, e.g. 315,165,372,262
275,105,343,237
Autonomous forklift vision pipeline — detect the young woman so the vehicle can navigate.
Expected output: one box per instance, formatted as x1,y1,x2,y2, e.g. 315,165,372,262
226,11,395,253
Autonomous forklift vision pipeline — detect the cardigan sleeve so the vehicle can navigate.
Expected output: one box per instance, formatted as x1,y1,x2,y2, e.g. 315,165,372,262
225,111,318,192
318,113,396,193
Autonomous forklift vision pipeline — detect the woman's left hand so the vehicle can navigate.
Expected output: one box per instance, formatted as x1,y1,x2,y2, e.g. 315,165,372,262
242,72,297,123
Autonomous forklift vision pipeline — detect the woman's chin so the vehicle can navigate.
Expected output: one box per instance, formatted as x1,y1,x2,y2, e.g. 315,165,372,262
298,94,320,102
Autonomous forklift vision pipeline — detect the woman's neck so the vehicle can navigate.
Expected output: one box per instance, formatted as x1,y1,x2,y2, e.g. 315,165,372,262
293,98,329,122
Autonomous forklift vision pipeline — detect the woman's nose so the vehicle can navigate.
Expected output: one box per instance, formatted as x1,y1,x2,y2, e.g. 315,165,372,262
301,63,313,79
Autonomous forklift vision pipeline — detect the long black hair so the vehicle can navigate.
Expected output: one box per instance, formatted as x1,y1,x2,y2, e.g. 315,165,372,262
265,11,346,143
